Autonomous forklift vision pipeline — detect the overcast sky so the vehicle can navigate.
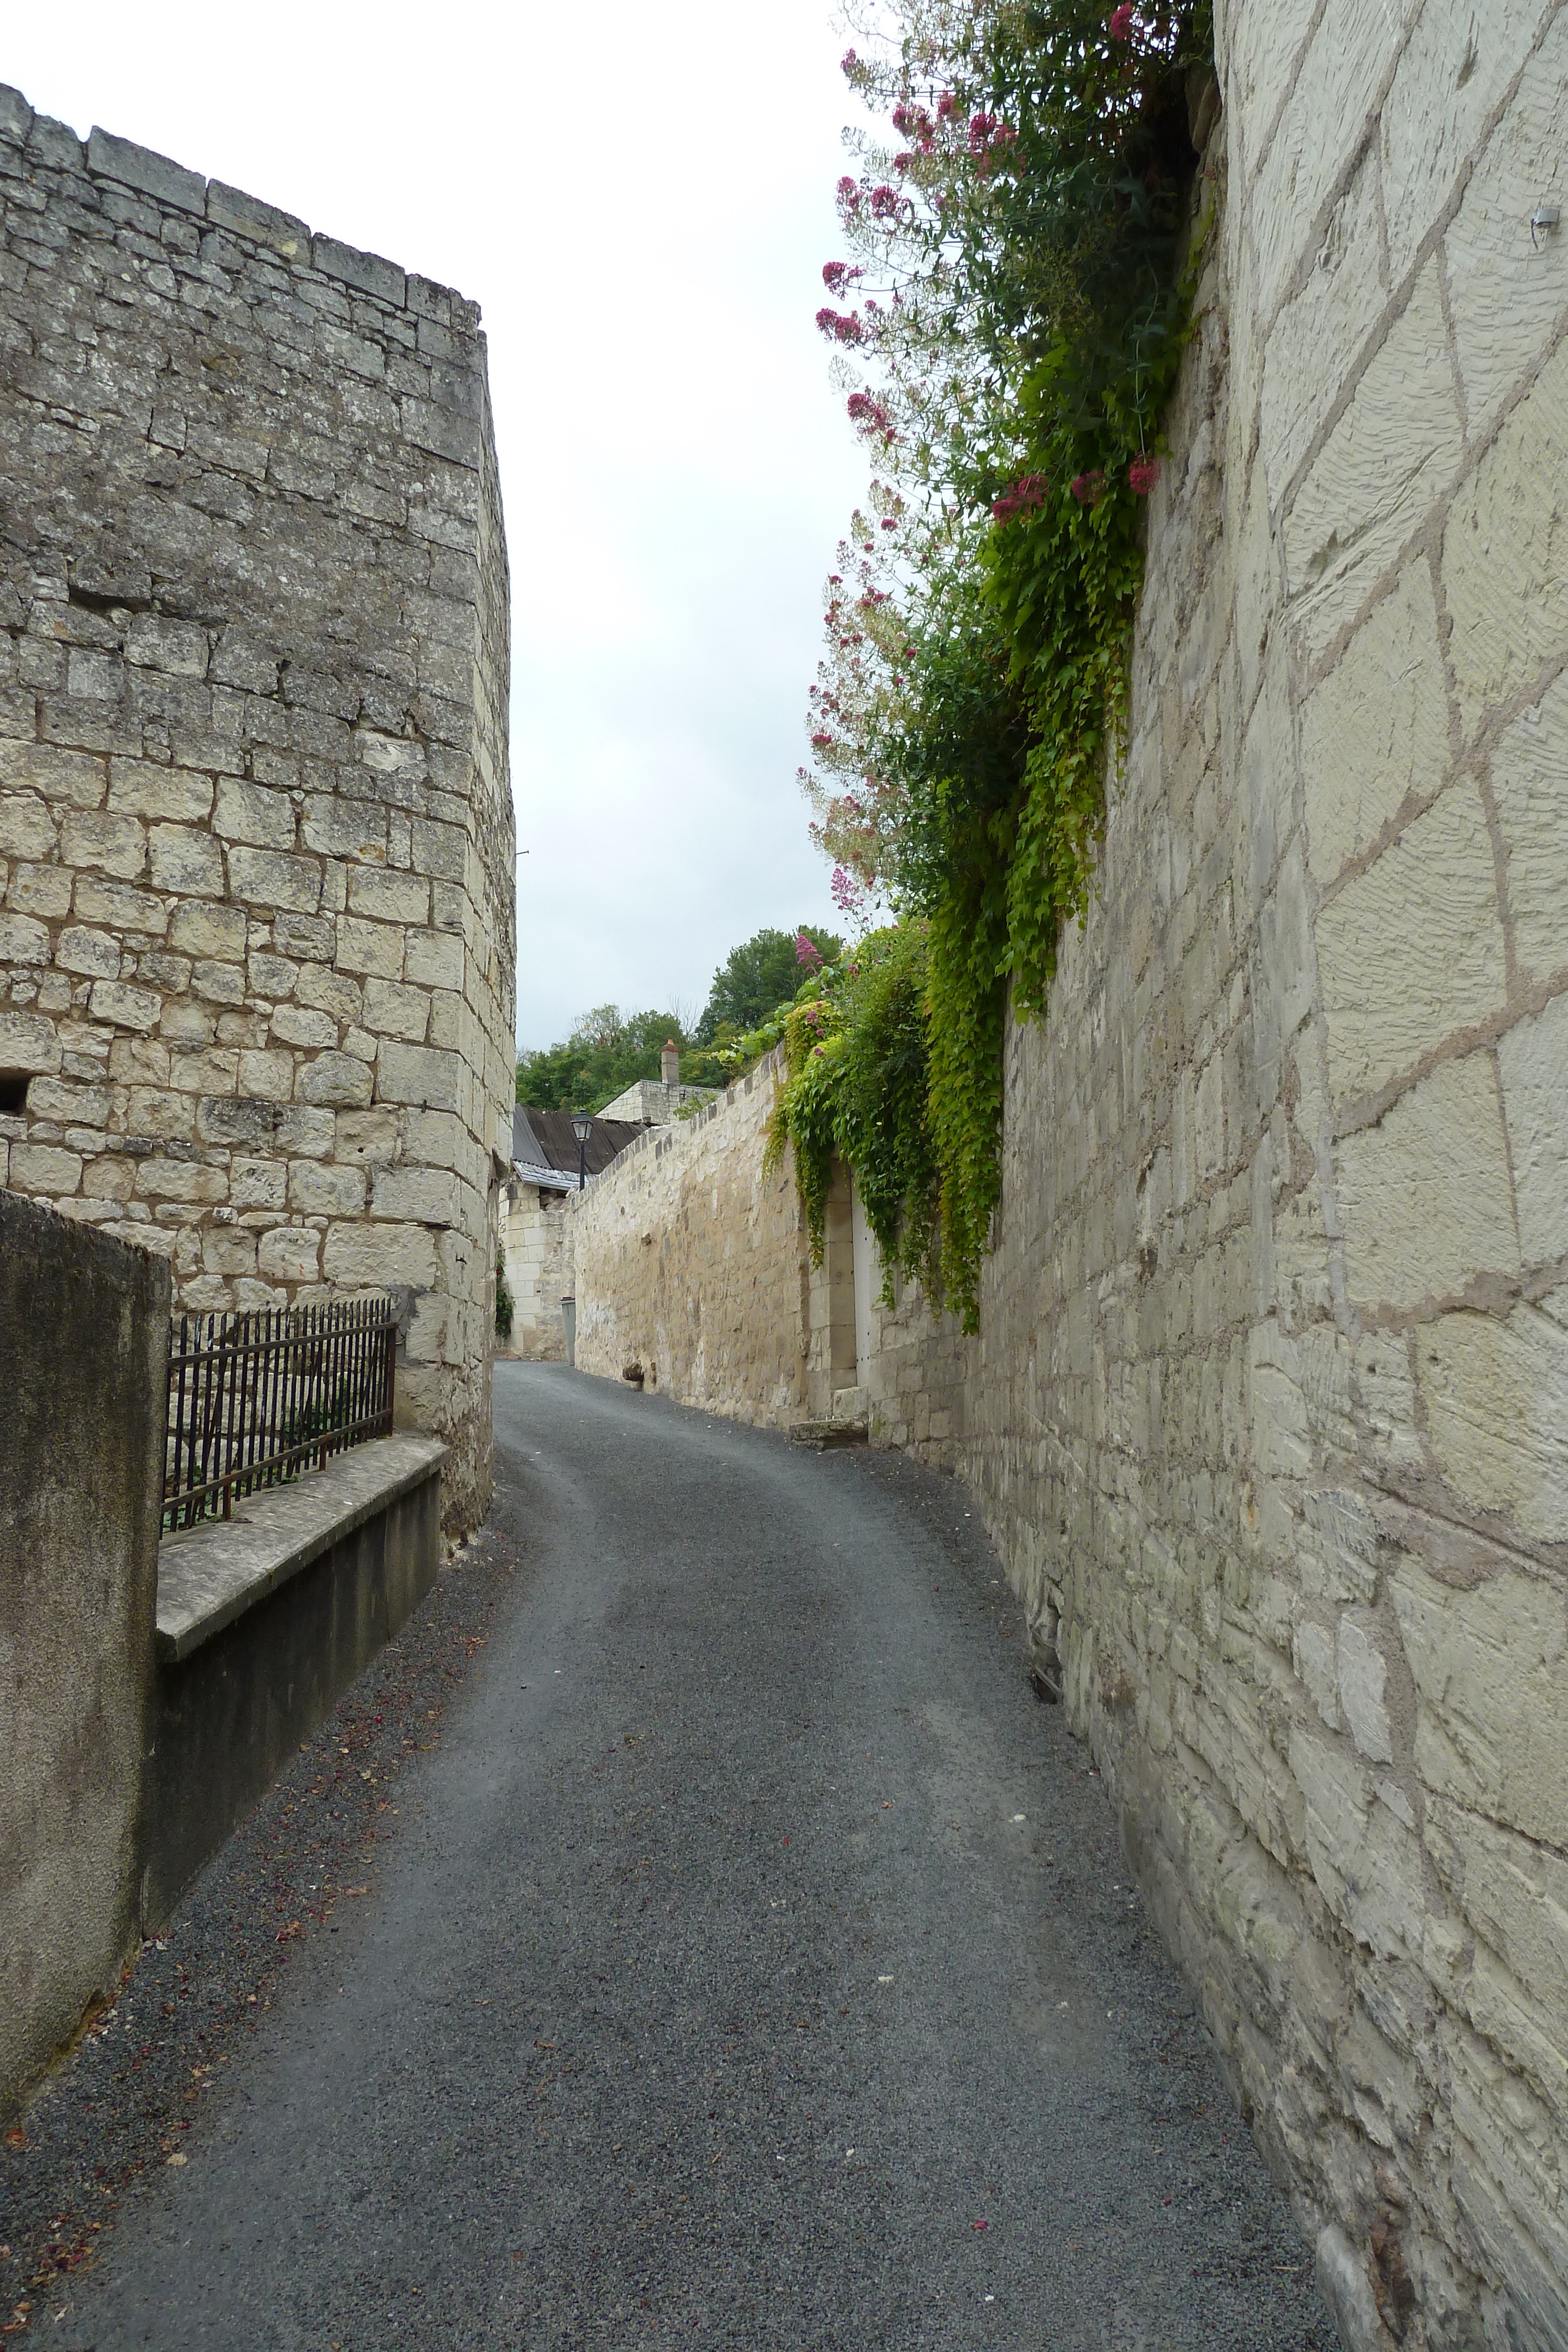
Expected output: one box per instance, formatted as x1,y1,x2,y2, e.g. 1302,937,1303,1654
4,2,870,1050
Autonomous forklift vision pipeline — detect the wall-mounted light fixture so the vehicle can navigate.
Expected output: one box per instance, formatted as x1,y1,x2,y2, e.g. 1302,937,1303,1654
571,1114,592,1191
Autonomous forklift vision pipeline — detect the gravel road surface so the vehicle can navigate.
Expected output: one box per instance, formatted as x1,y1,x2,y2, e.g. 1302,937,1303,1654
22,1362,1330,2350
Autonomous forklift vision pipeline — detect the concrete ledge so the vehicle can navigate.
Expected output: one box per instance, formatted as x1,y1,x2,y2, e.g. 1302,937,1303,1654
156,1436,448,1663
146,1436,447,1925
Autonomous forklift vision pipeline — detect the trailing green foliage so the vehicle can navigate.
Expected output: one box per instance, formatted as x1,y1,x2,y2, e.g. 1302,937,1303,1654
762,924,941,1301
794,0,1215,1324
494,1241,514,1343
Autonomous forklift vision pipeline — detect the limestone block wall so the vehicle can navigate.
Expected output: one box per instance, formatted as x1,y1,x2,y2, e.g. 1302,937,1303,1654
0,89,516,1532
567,1053,817,1424
499,1178,570,1362
566,6,1568,2340
958,8,1568,2346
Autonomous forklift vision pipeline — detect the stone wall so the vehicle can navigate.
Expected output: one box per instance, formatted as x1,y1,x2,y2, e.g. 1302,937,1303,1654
499,1177,571,1362
569,1053,824,1424
0,1194,167,2120
566,6,1568,2341
0,89,515,1533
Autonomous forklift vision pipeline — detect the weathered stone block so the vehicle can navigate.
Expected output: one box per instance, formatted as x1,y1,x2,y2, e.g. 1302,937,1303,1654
8,1141,82,1194
361,977,429,1041
60,808,145,880
1442,336,1568,742
348,866,429,926
149,823,225,897
372,1165,459,1226
256,1224,320,1282
108,760,215,823
288,1160,365,1216
335,916,404,979
1315,785,1507,1102
0,743,106,807
1336,1053,1519,1311
0,912,49,965
1392,1563,1568,1852
168,900,248,960
297,1051,374,1109
0,791,56,859
377,1041,460,1112
226,846,322,913
213,779,296,850
1300,563,1449,887
321,1218,439,1290
1498,991,1568,1269
1416,1305,1568,1546
88,979,161,1033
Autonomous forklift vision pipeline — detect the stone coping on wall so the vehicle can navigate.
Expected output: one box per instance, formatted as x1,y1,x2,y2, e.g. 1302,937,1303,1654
155,1434,447,1663
0,83,480,332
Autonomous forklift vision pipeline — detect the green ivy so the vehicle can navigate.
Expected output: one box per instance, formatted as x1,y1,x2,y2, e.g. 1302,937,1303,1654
790,1,1215,1328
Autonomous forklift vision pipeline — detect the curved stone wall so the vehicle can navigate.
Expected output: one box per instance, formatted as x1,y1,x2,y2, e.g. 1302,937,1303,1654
0,89,516,1533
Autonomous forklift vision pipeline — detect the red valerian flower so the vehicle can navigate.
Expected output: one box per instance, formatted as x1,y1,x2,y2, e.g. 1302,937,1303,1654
880,516,897,529
846,390,895,440
816,306,864,344
968,111,997,151
821,261,864,292
811,732,833,751
795,931,824,971
837,176,861,214
992,471,1049,523
1109,3,1135,34
1070,469,1106,505
1128,453,1161,494
937,91,955,118
841,47,859,70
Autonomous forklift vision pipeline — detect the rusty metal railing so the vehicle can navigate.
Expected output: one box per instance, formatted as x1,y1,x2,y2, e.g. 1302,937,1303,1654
163,1297,397,1533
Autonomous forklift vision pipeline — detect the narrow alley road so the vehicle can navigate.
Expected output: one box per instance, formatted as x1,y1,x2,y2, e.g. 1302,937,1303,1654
50,1366,1328,2350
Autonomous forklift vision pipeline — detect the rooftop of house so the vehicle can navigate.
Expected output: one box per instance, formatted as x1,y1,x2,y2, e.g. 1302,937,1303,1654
512,1105,646,1190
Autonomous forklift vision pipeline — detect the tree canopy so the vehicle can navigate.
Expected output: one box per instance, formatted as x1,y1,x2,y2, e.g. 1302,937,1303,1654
517,926,845,1113
696,926,844,1044
517,1005,727,1115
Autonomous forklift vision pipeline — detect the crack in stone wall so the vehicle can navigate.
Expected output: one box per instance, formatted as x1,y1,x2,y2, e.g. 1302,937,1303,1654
0,88,516,1535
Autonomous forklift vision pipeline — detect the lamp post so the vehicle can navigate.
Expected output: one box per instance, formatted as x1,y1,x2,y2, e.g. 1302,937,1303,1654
571,1113,591,1192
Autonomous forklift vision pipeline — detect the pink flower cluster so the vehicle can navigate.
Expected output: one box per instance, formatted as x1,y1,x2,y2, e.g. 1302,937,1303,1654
847,389,895,442
831,864,868,918
1109,3,1135,35
817,306,864,345
1128,453,1161,495
821,261,863,292
795,931,824,971
991,471,1049,524
1070,469,1106,505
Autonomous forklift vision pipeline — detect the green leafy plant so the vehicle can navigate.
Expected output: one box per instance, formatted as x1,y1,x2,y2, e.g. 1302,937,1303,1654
789,0,1214,1324
495,1241,514,1344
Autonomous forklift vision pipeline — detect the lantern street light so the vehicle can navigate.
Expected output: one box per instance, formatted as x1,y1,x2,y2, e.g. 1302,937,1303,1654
571,1113,592,1191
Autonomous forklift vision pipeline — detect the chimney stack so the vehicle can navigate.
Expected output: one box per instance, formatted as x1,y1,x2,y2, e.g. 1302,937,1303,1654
661,1040,680,1088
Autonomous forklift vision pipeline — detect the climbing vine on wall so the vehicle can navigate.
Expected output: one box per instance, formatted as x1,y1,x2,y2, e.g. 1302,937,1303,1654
787,0,1215,1326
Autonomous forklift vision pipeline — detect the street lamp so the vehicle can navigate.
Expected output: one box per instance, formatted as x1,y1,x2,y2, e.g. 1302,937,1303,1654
571,1114,591,1191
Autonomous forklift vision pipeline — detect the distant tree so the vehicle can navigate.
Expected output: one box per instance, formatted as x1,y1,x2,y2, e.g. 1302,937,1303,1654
696,925,843,1043
518,1005,728,1114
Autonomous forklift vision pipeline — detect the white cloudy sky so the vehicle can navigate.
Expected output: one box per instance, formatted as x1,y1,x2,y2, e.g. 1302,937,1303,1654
4,2,871,1048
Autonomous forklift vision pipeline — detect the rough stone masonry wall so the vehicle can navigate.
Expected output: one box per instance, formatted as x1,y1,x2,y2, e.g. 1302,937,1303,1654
0,90,516,1533
567,5,1568,2342
959,7,1568,2347
568,1055,820,1425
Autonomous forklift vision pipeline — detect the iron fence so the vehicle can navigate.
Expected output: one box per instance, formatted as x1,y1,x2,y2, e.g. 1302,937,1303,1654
163,1295,398,1533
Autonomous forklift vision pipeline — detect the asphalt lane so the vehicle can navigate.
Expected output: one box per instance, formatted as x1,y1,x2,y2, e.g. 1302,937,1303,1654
55,1362,1329,2350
